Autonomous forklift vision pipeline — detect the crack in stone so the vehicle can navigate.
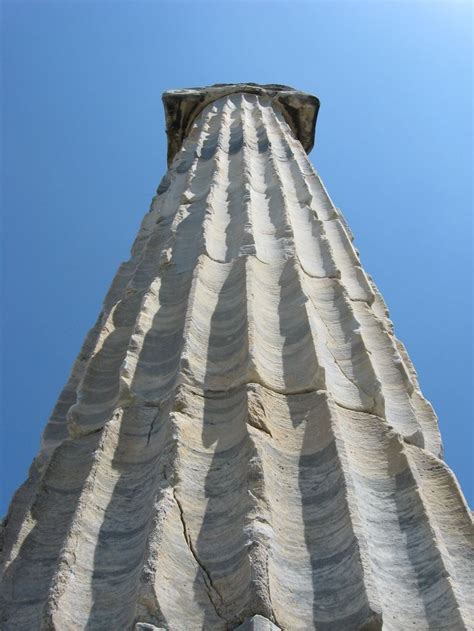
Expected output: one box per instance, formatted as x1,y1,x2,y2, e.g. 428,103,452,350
247,415,273,438
171,488,228,624
146,410,161,446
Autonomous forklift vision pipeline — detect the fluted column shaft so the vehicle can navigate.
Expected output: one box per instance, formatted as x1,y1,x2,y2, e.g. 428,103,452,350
1,91,472,631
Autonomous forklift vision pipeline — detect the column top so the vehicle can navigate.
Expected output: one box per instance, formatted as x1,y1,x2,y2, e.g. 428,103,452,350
162,83,320,165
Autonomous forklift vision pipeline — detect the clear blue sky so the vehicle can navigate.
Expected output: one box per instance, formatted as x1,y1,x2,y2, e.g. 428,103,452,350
1,1,472,514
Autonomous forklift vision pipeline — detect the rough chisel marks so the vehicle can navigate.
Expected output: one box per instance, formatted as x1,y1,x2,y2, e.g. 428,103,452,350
1,84,472,631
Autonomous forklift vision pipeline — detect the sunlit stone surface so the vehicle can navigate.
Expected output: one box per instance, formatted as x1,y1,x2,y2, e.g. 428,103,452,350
1,84,472,630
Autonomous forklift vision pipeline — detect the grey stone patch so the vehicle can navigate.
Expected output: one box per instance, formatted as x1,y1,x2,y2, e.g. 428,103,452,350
234,614,281,630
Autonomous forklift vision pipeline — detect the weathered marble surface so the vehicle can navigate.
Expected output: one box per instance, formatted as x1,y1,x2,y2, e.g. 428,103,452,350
1,86,472,630
163,83,319,165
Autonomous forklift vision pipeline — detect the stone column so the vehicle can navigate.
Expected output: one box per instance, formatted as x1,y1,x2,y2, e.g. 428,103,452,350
1,84,472,631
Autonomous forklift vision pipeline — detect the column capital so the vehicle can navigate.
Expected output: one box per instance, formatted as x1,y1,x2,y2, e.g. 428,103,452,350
162,83,320,165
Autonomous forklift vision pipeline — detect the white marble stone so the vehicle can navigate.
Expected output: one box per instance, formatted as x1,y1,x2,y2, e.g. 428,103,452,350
0,85,472,630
